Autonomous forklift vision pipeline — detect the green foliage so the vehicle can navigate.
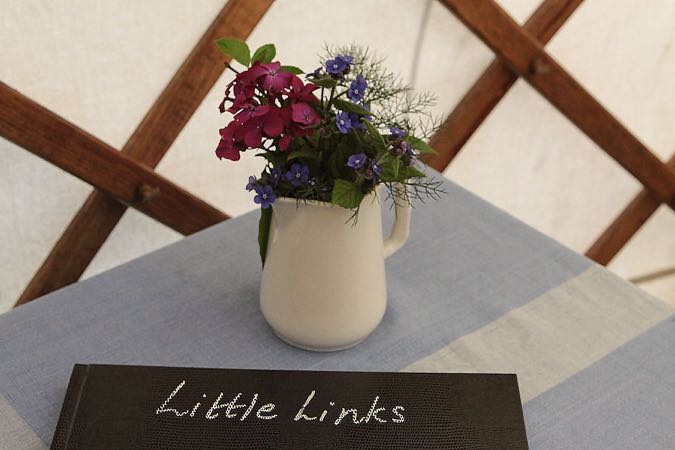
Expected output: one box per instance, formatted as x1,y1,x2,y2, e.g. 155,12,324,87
407,136,436,154
331,179,365,209
216,38,251,66
252,44,276,64
332,98,374,117
322,44,442,140
287,148,318,161
280,65,304,74
258,206,272,266
311,76,338,89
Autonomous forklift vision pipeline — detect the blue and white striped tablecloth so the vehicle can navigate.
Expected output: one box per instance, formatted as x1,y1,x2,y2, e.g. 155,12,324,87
1,177,673,449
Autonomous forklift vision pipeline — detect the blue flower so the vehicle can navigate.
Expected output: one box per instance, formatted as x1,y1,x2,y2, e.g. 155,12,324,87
325,54,353,75
347,153,367,169
270,168,281,187
245,175,258,191
349,112,366,130
365,160,382,180
389,126,407,139
253,185,276,209
405,143,418,159
347,74,367,102
336,111,352,133
285,163,310,187
306,67,322,79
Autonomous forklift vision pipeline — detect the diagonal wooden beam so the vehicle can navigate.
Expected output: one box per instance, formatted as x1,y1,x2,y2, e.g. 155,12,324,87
1,82,229,232
586,153,675,265
440,0,675,210
426,0,583,171
14,0,273,305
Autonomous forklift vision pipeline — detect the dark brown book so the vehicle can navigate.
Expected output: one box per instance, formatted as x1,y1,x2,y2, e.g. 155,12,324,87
51,364,528,449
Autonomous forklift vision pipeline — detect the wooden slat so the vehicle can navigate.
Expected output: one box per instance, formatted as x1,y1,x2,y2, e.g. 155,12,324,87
0,82,229,232
426,0,583,171
15,0,272,304
586,153,675,265
440,0,675,209
124,0,273,165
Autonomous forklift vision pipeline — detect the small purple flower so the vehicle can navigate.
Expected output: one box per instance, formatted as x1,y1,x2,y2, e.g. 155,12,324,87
365,160,382,180
393,140,411,157
347,153,367,169
389,126,407,139
325,54,353,75
371,161,382,176
406,143,418,159
336,111,352,133
270,168,281,187
347,74,367,102
245,175,257,191
306,67,322,79
285,163,310,187
253,185,276,209
349,112,366,130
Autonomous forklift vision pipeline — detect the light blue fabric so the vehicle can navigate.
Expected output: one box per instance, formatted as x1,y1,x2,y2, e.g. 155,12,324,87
525,314,675,449
0,176,627,447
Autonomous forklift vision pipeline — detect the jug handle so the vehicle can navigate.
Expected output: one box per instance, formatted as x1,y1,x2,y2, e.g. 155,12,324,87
383,187,411,258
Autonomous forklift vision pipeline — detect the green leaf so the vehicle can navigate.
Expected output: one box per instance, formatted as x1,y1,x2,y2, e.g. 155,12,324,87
333,98,374,117
362,119,387,150
251,43,276,64
405,165,427,178
391,157,400,178
258,206,273,266
379,155,401,182
407,136,436,154
280,65,304,75
331,179,364,209
287,148,318,161
216,38,251,66
255,152,284,165
311,76,337,89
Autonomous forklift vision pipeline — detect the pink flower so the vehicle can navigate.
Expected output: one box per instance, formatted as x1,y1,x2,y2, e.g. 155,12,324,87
286,76,320,102
291,102,320,126
258,61,293,93
279,134,292,151
233,106,289,148
215,124,243,161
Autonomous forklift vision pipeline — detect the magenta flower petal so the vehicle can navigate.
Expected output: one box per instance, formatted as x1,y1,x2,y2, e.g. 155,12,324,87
291,102,319,126
215,138,240,161
263,115,284,137
279,134,291,151
244,126,263,148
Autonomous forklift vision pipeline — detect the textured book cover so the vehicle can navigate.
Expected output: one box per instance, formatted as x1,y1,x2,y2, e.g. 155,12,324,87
51,364,528,449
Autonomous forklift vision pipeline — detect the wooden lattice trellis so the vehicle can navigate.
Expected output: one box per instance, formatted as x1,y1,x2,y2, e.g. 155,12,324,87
1,0,673,307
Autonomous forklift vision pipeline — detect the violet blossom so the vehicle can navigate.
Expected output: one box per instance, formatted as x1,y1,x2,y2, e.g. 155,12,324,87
286,163,310,187
253,185,276,209
347,153,367,169
348,74,367,102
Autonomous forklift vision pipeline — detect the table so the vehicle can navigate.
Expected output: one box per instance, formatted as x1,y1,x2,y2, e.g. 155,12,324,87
1,177,674,449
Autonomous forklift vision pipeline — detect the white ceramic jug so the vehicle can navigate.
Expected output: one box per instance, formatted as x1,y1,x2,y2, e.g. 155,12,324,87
260,190,411,351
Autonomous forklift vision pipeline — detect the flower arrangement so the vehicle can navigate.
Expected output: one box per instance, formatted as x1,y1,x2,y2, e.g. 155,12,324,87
214,39,443,263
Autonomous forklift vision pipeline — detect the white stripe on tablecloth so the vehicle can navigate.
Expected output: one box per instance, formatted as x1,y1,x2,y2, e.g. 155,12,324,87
403,265,674,402
0,392,46,450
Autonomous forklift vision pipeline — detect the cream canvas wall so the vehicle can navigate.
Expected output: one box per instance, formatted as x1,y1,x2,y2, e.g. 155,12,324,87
1,0,674,312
